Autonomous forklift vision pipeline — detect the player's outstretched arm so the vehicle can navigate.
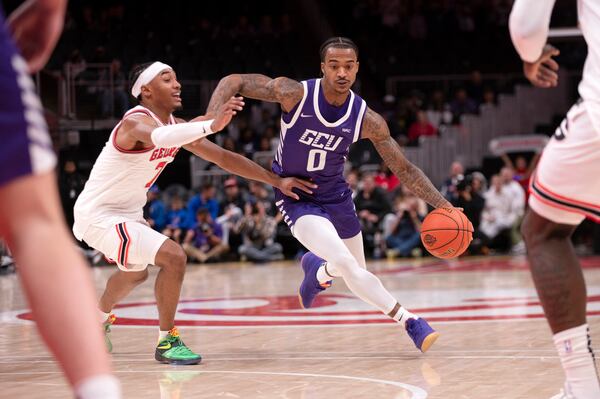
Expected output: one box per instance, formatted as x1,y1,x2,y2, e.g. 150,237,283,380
362,108,452,209
184,139,317,200
118,97,244,150
207,74,304,115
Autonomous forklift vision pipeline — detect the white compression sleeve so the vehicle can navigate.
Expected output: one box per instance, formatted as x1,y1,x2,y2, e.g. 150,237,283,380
293,215,397,314
150,120,215,147
509,0,557,62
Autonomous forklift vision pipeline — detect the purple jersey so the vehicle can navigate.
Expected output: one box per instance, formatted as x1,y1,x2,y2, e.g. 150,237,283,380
273,79,367,203
0,5,56,187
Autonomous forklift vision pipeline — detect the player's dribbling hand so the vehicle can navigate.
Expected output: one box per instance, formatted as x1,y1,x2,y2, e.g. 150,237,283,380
524,44,560,88
210,96,245,132
277,177,318,200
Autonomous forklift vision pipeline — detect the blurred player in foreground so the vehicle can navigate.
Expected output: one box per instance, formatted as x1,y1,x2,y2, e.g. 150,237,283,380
0,0,120,397
510,0,600,397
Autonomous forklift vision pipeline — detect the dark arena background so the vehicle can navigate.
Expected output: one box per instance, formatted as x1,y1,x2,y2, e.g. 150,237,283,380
1,1,599,398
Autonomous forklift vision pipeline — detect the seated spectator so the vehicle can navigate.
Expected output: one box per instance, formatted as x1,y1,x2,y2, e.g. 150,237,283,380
384,195,424,258
426,90,453,129
466,70,484,104
58,159,86,229
183,208,228,263
234,202,283,263
143,185,166,231
218,178,246,215
354,174,392,256
440,161,465,202
163,196,190,244
187,183,219,221
452,174,486,254
500,167,526,216
374,163,400,194
407,110,438,144
479,175,518,252
216,177,246,246
450,88,478,123
481,87,497,107
247,181,276,216
501,153,540,202
452,174,485,232
499,166,527,251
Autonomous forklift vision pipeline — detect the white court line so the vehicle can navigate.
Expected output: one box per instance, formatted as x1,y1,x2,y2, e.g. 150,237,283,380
0,355,560,363
0,370,428,399
0,349,558,359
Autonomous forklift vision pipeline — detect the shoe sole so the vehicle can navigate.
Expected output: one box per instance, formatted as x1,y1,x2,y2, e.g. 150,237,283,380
420,332,440,353
155,354,202,365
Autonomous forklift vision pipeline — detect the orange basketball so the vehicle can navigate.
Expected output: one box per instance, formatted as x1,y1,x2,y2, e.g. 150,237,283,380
420,208,474,259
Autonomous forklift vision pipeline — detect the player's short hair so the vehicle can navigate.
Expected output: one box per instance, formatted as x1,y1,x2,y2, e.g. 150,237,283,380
129,62,155,102
319,37,359,61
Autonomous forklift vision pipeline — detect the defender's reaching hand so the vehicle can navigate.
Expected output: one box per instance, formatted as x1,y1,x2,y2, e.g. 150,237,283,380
210,96,245,132
277,177,318,200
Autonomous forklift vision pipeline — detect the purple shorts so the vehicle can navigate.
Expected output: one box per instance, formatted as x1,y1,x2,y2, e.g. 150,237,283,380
0,15,56,188
274,188,361,239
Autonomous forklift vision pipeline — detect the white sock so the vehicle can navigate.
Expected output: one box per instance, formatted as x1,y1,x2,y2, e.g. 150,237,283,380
75,374,121,399
553,324,600,399
316,262,339,284
387,302,417,328
99,310,110,323
158,330,170,342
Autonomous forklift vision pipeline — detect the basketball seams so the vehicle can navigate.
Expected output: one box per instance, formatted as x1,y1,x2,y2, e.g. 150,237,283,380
421,211,460,251
420,209,472,256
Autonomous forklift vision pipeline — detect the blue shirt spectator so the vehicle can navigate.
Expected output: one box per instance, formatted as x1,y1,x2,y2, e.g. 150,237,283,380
144,185,166,231
165,197,192,230
183,207,228,263
187,183,219,222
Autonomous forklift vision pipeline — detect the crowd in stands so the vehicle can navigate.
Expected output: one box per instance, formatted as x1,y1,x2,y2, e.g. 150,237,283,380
142,178,285,264
107,151,536,265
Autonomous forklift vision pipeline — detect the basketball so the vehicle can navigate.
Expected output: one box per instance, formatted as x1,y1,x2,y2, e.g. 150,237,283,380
420,208,474,259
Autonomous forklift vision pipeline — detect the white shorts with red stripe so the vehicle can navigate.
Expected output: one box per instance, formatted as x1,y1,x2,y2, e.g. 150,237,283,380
529,100,600,225
82,218,168,272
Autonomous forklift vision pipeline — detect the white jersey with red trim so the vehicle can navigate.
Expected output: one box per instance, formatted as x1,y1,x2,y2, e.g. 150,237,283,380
73,105,179,240
578,0,600,132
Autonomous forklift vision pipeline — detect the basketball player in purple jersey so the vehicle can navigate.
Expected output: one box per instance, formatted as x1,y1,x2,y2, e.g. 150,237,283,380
0,0,120,397
207,37,455,352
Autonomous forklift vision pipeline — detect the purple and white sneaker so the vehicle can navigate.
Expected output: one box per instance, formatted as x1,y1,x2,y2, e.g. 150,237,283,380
298,252,331,309
406,317,440,352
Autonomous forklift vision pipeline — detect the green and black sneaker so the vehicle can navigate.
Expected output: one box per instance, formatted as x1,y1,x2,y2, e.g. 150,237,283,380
155,327,202,365
103,314,116,353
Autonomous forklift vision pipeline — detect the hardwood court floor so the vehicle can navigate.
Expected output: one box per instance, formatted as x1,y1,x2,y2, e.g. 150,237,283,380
1,255,600,398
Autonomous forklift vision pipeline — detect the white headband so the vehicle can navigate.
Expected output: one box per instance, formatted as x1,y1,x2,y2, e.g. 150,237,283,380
131,62,173,98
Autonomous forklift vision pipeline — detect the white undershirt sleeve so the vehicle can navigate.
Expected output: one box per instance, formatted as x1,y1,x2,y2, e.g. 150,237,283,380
509,0,557,63
150,120,215,147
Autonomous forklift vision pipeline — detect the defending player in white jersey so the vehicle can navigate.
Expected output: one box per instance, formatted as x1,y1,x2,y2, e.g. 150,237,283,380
73,61,315,365
510,1,600,398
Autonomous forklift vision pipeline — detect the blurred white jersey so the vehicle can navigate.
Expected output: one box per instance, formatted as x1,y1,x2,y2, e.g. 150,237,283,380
73,106,179,240
578,0,600,131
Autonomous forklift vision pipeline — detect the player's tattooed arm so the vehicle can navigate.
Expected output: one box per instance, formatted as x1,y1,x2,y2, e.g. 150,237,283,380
362,107,452,209
206,74,303,114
